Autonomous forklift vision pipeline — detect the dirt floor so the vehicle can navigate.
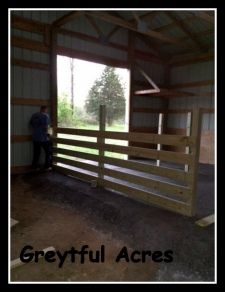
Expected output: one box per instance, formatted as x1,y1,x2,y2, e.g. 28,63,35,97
10,164,214,282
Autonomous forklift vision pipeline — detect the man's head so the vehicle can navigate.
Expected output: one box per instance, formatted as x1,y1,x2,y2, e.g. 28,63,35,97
40,105,47,113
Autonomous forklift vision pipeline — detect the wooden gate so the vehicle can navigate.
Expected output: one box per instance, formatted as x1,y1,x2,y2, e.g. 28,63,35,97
52,107,201,216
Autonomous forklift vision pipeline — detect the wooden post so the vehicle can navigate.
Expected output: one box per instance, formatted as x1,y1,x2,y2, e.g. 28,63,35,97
189,108,202,216
50,26,58,136
156,113,164,166
128,31,135,135
98,105,106,180
185,111,192,172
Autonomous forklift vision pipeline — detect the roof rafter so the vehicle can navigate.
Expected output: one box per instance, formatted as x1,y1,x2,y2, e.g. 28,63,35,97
52,11,83,28
83,11,182,45
164,11,206,52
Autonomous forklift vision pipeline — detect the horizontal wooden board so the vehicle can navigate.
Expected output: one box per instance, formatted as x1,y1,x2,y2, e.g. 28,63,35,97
11,135,32,143
11,36,49,53
133,108,214,114
53,164,96,182
56,127,192,147
53,147,190,183
98,179,190,216
53,156,99,174
53,137,194,165
102,167,190,199
170,80,214,90
12,58,49,71
11,97,51,106
57,46,128,69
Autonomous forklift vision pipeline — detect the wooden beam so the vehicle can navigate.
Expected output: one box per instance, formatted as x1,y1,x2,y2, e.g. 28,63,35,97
195,214,214,227
155,16,197,33
196,11,214,24
11,15,45,34
169,80,214,90
169,52,214,67
11,97,50,106
84,11,182,45
50,27,58,133
106,26,121,39
11,135,32,143
133,107,214,114
11,58,49,71
165,11,205,52
58,27,163,64
11,36,49,52
57,45,128,68
52,11,82,27
85,14,103,37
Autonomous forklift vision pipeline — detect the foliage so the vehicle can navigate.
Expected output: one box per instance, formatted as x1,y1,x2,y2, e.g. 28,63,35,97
85,66,126,126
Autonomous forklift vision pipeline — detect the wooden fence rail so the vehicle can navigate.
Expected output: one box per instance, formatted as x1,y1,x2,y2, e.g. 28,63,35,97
52,106,201,216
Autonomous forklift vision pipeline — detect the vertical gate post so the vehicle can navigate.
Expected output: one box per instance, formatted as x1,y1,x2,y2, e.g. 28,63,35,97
98,105,106,181
189,108,202,216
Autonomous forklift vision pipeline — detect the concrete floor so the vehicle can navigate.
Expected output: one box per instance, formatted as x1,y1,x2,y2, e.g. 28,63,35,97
11,164,214,282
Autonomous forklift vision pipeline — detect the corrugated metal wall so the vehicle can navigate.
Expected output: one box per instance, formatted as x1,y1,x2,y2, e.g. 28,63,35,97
168,61,214,131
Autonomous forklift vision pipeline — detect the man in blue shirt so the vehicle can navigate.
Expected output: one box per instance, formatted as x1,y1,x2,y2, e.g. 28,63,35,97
30,105,52,170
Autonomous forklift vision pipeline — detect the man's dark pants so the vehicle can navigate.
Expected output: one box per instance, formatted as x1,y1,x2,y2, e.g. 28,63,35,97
32,140,52,168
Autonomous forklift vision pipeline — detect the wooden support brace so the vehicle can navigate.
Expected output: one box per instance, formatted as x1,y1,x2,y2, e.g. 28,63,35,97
98,105,106,181
195,214,214,227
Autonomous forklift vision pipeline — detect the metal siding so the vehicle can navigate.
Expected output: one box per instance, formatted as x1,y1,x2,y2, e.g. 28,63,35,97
133,113,159,127
58,33,127,61
23,68,32,98
64,16,98,37
110,29,128,46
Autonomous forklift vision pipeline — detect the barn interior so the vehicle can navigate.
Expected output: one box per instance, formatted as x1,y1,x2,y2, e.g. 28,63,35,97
10,9,215,282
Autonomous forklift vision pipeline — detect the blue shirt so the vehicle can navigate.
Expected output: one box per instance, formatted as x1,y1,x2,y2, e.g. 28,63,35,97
30,112,50,142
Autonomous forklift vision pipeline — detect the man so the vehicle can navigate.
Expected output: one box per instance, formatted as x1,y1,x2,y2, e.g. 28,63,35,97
30,105,52,170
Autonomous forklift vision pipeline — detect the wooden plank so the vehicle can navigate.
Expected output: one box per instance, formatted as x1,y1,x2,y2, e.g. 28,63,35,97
53,147,99,162
11,247,55,270
56,127,192,147
11,218,19,227
11,36,49,53
195,214,214,227
169,52,214,67
11,165,32,174
85,14,103,37
98,179,190,216
53,156,99,174
57,45,128,69
53,164,96,182
53,147,190,183
85,11,182,45
11,135,32,143
102,143,194,165
58,28,162,64
12,58,49,71
52,137,98,150
11,97,50,106
11,15,46,34
169,80,214,90
188,108,202,216
102,167,191,199
133,108,214,114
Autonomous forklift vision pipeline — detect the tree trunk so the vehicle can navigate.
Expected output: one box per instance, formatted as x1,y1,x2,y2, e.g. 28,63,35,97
70,59,75,114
